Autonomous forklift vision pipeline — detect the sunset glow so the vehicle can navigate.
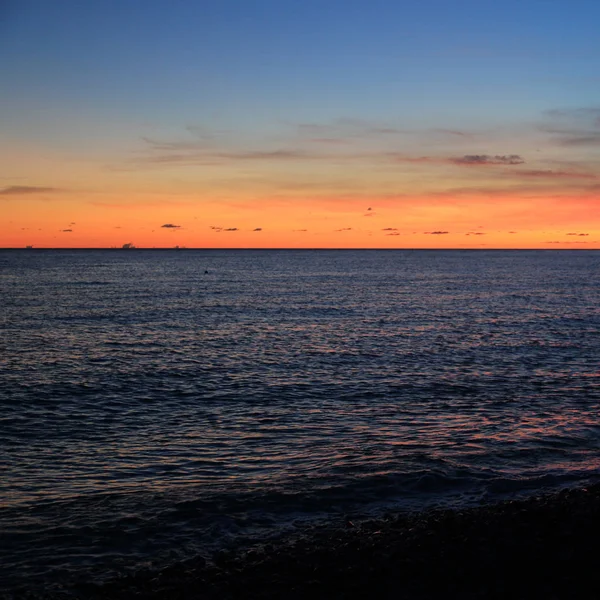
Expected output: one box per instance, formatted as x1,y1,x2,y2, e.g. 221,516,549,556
2,1,599,249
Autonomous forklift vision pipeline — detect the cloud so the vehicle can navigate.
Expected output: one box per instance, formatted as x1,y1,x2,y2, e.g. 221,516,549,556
566,232,589,236
386,232,401,236
541,107,600,147
209,225,238,231
0,185,58,195
424,231,449,234
89,199,193,209
433,128,472,138
517,169,598,180
297,118,404,140
388,153,526,168
253,228,263,231
139,136,323,166
382,228,398,231
310,138,354,145
556,134,600,146
335,227,352,231
466,232,486,235
161,223,181,228
452,155,524,166
60,229,72,232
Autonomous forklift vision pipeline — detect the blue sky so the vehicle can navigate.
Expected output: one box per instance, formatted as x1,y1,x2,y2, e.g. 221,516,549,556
3,0,599,139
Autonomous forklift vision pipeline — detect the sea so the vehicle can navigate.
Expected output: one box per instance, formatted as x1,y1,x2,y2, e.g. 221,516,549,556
1,249,600,595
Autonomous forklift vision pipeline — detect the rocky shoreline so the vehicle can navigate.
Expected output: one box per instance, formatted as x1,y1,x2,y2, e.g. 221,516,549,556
11,483,600,599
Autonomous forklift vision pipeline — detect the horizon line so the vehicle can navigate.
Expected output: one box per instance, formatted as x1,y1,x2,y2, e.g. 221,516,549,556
2,247,599,251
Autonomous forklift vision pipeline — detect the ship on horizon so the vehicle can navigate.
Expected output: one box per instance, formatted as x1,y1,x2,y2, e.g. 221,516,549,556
121,243,136,249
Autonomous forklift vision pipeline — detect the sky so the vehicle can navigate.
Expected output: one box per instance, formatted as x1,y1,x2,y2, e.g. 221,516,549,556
1,0,599,248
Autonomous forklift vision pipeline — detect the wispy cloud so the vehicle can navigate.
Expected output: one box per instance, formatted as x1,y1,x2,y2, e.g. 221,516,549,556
425,231,449,234
541,107,600,147
433,128,473,138
388,153,526,167
0,185,58,195
516,169,598,180
161,223,181,228
545,240,589,244
89,199,194,209
138,144,323,167
297,118,404,139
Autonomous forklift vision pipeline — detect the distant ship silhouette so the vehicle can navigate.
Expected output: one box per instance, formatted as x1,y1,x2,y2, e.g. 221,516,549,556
121,243,136,249
25,245,34,249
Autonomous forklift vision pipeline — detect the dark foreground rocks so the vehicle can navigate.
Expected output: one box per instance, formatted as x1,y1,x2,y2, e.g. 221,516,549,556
16,484,600,599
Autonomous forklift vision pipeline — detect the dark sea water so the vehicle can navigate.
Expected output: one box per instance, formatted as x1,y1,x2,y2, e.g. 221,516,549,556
1,249,600,594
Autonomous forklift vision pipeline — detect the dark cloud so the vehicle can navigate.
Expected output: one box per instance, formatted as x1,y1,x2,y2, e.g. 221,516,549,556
386,232,401,236
161,223,181,228
0,185,58,195
508,231,517,234
60,229,72,232
466,232,486,236
335,228,352,232
546,241,588,244
452,155,524,166
210,226,239,232
253,228,263,231
382,228,398,231
566,232,589,236
424,231,449,235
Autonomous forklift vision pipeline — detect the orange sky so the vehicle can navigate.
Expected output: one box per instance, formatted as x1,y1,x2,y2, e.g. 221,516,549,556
2,130,599,248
